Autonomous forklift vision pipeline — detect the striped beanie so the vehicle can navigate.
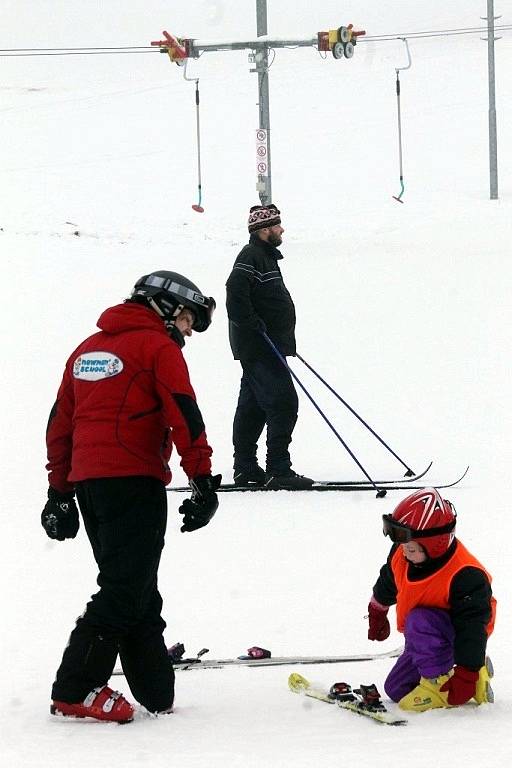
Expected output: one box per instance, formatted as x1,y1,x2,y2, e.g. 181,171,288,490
248,204,281,233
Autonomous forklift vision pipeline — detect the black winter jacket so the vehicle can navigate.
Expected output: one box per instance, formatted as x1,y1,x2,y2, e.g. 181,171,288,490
372,540,494,671
226,234,296,361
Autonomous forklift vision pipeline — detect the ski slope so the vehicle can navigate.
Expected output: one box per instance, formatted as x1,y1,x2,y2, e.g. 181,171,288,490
1,1,512,766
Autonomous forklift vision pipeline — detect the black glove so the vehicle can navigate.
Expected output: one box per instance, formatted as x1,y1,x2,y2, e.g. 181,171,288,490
41,487,80,541
255,317,267,334
179,474,221,533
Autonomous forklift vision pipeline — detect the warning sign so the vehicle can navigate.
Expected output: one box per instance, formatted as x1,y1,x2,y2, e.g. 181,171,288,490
256,128,268,177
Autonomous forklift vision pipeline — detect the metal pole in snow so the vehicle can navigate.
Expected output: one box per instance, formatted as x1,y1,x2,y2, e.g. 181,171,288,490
485,0,499,200
256,0,272,205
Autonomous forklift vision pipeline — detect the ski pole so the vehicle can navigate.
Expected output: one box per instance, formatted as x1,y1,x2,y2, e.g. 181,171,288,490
296,353,414,477
262,333,386,497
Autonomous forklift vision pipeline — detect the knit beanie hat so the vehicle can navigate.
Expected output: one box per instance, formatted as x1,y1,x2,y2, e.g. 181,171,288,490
248,204,281,233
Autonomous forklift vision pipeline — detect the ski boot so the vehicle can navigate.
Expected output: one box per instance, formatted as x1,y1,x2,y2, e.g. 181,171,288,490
398,674,451,712
233,466,266,486
264,469,314,490
474,656,494,704
51,685,135,723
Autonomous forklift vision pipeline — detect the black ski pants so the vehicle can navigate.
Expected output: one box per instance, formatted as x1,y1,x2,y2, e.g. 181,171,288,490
51,476,174,713
233,354,298,474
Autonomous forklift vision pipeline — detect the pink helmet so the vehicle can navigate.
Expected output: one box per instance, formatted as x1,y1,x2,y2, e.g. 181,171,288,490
383,487,456,559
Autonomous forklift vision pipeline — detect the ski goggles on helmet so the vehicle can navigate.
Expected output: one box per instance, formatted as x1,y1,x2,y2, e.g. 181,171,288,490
187,294,216,332
382,514,456,543
137,274,216,332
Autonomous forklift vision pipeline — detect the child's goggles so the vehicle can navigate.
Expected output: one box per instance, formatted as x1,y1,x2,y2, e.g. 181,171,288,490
382,515,456,543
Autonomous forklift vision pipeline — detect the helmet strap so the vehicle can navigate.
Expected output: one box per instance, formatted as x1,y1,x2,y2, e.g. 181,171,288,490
140,293,187,345
147,296,165,318
163,303,185,346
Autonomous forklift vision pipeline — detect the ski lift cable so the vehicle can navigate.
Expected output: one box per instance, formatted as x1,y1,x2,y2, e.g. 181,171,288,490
0,24,511,56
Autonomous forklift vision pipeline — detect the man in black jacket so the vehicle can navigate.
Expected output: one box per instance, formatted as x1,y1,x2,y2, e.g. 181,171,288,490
226,204,313,490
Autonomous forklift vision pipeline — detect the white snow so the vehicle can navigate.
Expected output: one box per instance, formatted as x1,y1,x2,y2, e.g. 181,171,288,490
1,1,512,766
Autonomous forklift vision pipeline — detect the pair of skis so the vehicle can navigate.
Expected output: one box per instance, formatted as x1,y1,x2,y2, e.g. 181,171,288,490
112,644,403,676
167,462,469,494
288,673,407,726
111,645,407,726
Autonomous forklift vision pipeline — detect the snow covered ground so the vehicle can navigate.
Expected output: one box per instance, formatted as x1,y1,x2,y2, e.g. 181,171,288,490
1,1,512,765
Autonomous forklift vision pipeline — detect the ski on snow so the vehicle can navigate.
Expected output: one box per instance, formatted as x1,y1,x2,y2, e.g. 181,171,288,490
112,645,403,676
166,463,469,493
288,673,408,726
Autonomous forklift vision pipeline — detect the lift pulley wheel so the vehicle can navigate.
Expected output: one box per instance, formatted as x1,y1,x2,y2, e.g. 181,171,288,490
338,26,350,43
332,41,344,60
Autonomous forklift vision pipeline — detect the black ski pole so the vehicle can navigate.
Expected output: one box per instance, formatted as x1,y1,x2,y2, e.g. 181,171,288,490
296,353,414,477
262,333,386,498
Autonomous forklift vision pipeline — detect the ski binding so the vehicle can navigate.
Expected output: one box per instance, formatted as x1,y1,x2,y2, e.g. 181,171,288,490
288,673,408,726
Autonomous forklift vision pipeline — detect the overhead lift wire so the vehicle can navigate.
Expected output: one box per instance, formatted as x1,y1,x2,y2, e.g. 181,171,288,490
0,23,511,57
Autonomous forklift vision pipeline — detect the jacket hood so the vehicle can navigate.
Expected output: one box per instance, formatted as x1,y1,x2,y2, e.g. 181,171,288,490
97,302,167,335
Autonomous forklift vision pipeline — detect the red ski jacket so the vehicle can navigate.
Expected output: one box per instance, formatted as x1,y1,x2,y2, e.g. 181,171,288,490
46,302,213,493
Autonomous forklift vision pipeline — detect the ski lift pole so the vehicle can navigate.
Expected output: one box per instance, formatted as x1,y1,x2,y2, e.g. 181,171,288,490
393,37,411,203
183,61,204,212
262,333,386,497
296,353,414,476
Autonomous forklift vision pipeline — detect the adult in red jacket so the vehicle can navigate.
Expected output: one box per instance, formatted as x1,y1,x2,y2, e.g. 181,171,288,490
43,270,220,723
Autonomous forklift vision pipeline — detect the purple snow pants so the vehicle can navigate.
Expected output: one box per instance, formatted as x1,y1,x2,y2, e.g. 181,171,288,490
384,607,455,702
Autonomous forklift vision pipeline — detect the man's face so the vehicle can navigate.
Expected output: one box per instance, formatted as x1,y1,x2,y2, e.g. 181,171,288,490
264,223,284,247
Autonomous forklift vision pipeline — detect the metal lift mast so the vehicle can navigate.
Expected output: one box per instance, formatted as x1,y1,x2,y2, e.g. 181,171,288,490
152,1,365,206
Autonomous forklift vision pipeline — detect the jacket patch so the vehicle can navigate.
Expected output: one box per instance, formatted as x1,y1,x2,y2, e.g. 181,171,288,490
73,352,124,381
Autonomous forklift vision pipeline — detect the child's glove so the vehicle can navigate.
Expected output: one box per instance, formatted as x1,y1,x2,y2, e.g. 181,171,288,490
440,666,479,705
367,596,391,641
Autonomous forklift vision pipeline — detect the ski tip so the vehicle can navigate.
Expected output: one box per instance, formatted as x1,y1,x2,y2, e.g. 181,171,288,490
433,464,470,488
192,204,204,213
288,673,310,692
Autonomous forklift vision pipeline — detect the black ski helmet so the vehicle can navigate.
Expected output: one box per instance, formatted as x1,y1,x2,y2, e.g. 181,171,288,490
130,270,215,333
